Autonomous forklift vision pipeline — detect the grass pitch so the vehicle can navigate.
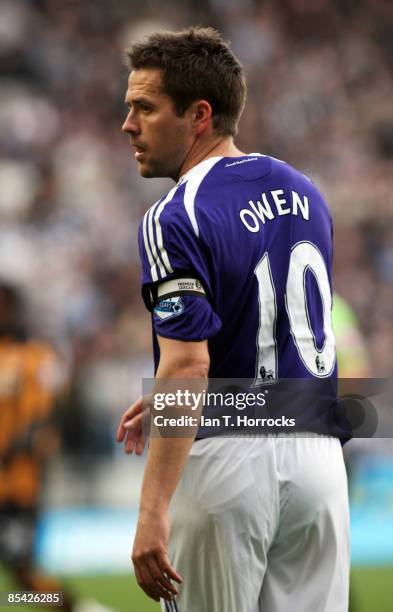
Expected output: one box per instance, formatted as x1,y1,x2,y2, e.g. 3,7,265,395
1,568,393,611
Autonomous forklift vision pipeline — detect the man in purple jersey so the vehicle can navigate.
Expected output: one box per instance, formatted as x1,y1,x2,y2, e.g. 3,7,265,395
117,27,349,612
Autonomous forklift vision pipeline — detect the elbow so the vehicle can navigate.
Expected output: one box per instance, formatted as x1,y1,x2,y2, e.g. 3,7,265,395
157,355,210,380
180,359,209,379
156,336,210,379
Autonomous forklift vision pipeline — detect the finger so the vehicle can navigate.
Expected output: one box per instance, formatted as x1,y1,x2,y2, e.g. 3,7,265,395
124,435,136,454
157,552,183,584
117,415,131,443
135,432,146,455
124,427,146,455
149,556,179,596
124,429,140,454
124,411,148,454
135,560,173,602
116,397,143,442
124,410,144,431
133,564,160,602
118,396,142,428
117,404,141,442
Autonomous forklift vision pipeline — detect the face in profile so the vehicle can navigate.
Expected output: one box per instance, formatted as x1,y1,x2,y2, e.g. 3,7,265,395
122,68,194,180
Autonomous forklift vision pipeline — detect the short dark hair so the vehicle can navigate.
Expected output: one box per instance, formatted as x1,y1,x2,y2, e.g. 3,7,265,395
125,27,247,137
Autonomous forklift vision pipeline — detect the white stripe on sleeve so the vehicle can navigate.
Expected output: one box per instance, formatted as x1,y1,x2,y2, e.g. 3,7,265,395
143,184,178,282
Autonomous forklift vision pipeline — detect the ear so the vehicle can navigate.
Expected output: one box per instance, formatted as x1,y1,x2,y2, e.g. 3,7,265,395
190,100,213,135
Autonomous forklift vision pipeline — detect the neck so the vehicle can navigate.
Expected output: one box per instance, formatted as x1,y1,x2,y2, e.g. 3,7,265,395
178,135,245,180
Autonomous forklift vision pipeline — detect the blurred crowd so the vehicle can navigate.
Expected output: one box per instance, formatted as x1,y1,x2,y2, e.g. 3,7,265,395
0,0,392,455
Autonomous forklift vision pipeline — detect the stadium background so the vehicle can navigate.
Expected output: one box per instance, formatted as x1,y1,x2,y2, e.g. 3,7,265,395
0,0,392,610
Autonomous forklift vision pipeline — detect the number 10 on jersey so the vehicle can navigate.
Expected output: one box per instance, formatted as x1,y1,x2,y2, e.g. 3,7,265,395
254,241,336,383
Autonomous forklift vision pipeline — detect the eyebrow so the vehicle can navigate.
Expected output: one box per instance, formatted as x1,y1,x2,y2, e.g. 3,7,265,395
124,96,155,107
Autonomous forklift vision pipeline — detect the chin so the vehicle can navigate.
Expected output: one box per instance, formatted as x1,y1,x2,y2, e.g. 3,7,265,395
137,162,154,178
139,167,154,178
137,159,177,180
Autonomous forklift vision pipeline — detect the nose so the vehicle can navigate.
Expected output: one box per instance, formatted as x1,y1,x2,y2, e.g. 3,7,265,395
122,110,140,135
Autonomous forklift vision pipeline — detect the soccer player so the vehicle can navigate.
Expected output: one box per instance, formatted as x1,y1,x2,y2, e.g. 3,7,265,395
0,282,115,612
117,27,350,611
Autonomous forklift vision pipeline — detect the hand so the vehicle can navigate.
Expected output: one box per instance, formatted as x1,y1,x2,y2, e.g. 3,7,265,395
132,508,183,602
116,396,148,455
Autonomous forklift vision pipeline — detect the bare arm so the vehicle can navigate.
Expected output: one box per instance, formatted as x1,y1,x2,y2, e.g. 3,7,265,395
123,335,209,602
139,335,209,512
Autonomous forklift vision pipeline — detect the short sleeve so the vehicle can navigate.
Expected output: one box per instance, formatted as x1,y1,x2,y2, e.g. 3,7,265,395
153,294,221,341
138,188,222,341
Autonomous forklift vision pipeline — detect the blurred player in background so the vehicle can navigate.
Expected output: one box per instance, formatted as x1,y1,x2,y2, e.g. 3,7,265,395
333,293,371,612
0,282,114,612
333,294,371,379
117,27,350,612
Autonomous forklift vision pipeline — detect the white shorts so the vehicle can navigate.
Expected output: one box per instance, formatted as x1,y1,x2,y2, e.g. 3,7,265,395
162,434,350,612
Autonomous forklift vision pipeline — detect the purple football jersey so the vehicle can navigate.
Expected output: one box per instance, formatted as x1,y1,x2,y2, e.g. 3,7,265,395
139,154,337,380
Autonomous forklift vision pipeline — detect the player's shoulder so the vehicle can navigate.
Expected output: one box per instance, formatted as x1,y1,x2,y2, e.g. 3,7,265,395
165,155,274,236
190,153,329,220
189,153,322,201
139,154,329,243
198,153,273,193
265,156,331,221
261,155,320,193
138,181,184,241
141,159,222,240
